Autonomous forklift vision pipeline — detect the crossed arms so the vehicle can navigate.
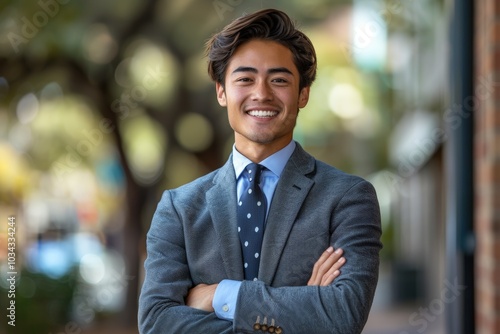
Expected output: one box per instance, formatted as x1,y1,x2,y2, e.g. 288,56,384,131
186,246,346,312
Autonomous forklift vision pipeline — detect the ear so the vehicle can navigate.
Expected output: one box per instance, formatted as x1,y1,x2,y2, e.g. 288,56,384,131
216,82,227,107
298,86,310,108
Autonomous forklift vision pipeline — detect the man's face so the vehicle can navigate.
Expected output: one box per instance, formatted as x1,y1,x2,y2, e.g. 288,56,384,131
216,39,310,156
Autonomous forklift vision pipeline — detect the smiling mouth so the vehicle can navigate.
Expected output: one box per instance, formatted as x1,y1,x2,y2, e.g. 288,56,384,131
247,110,279,118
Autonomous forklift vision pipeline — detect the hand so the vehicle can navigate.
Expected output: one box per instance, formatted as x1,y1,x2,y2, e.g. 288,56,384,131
307,246,345,286
186,283,218,312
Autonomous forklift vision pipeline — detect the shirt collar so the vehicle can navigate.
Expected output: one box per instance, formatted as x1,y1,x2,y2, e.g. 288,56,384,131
232,140,296,179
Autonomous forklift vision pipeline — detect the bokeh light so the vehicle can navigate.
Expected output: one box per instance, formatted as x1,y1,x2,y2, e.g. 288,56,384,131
83,24,118,64
174,112,214,152
120,112,167,185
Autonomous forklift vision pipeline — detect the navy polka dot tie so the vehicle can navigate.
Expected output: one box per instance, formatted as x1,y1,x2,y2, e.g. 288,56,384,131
238,163,267,281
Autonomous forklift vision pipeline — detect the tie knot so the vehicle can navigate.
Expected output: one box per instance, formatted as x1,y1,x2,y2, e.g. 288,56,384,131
246,163,263,183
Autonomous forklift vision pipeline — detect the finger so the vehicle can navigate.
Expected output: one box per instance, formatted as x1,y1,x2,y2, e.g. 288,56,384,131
316,248,343,277
320,257,345,286
309,247,343,285
328,256,345,275
308,246,335,285
323,256,345,280
320,269,340,286
318,255,344,286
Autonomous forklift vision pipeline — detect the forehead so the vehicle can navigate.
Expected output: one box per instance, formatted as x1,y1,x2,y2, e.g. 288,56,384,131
226,39,298,73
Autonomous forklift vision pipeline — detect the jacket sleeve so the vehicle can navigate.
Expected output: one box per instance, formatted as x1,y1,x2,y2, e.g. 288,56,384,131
232,180,382,334
138,190,233,334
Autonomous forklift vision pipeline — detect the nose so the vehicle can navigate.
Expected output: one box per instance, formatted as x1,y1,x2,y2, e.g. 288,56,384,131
251,80,273,101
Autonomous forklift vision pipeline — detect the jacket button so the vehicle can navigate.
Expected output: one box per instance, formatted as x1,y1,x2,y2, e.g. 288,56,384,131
268,325,275,333
253,323,261,330
275,327,282,334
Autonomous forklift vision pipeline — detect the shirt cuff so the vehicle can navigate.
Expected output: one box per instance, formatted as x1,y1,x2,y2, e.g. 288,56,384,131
212,279,242,321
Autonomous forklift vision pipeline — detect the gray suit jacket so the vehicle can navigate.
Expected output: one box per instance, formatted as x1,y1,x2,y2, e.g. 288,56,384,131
138,143,382,334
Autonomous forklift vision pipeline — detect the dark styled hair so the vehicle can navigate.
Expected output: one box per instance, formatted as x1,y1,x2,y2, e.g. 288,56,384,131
205,8,317,90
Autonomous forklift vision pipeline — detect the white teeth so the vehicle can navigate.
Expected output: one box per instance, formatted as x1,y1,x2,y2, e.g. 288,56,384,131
247,110,278,117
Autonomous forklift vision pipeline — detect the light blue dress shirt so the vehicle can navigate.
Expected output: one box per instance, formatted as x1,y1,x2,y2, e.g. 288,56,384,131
212,140,296,321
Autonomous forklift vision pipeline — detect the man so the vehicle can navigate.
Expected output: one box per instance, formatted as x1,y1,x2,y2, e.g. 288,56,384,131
138,8,382,334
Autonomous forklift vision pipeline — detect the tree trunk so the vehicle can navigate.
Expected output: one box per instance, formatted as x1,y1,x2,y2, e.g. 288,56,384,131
120,178,147,328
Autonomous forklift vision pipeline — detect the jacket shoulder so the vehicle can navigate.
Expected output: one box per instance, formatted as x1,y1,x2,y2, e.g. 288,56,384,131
312,159,376,196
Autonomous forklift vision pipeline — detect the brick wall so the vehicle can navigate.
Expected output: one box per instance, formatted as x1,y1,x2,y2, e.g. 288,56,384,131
474,0,500,333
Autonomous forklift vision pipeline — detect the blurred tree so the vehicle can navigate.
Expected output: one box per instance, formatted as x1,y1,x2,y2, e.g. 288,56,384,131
0,0,329,327
0,268,78,333
0,0,401,329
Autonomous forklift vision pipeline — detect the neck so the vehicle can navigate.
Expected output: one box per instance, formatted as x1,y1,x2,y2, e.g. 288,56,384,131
234,136,292,163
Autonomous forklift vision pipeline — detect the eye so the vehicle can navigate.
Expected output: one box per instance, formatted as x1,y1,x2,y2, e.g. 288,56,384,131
236,77,252,82
271,78,288,84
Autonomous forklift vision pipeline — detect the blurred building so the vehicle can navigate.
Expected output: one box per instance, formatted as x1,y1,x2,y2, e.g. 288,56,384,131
473,0,500,333
387,0,499,333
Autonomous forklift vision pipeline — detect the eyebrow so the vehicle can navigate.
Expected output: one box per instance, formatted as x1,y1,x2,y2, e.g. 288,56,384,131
231,66,294,76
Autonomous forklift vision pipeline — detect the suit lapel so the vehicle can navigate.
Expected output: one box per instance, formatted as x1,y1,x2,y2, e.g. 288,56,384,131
259,144,316,284
206,156,245,280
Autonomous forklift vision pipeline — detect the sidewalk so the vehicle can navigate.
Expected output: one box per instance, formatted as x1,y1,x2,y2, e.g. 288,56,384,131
363,306,445,334
362,267,445,334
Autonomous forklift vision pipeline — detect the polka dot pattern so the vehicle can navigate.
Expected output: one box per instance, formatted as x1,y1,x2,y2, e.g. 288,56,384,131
237,163,267,281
